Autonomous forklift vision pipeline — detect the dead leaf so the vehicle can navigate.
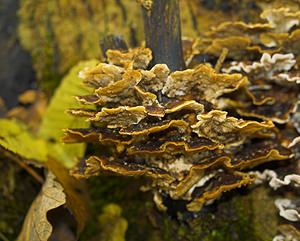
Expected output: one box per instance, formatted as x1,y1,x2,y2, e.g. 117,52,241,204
17,171,66,241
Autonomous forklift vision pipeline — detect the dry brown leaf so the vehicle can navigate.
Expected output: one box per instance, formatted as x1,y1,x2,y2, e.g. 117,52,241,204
17,159,89,241
17,172,66,241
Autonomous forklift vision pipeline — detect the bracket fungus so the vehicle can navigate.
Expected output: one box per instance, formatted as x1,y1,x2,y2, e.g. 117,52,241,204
63,43,298,212
189,6,300,65
58,0,300,217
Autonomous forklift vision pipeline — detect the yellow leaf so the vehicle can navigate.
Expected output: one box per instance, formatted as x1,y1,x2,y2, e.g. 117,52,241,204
39,60,99,167
0,119,48,162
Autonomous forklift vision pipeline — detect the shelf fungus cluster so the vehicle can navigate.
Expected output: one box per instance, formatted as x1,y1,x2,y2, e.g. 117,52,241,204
62,41,300,212
189,7,300,64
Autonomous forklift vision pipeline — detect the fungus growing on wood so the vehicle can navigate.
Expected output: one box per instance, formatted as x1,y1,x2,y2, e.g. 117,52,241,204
63,0,299,214
64,45,295,211
189,7,300,65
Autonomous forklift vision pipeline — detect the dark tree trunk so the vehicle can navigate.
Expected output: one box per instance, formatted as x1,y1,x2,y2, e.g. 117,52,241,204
142,0,185,71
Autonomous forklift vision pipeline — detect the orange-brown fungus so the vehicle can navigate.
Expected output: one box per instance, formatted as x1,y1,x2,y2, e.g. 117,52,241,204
64,42,298,212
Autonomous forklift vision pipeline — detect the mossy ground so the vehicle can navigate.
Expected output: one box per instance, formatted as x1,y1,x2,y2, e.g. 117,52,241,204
81,175,277,241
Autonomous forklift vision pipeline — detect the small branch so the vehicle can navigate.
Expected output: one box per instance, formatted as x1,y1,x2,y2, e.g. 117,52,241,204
1,147,44,184
12,157,44,184
142,0,185,71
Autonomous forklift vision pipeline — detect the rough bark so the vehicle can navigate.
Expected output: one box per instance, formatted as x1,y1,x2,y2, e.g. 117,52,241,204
142,0,185,71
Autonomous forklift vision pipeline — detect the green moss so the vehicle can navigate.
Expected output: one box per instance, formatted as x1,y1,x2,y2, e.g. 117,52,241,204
251,187,278,240
145,194,252,241
96,204,128,241
177,188,277,241
18,0,144,94
80,175,278,241
80,175,154,240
